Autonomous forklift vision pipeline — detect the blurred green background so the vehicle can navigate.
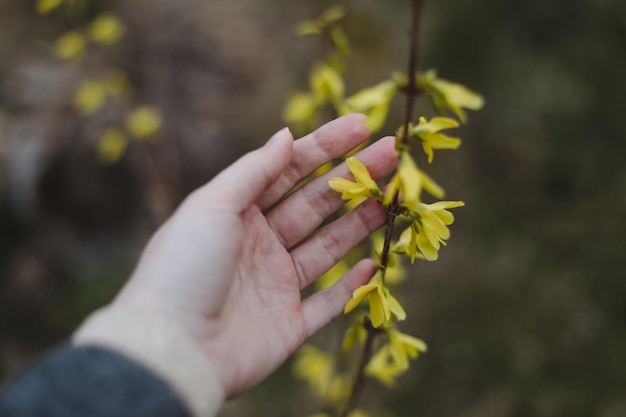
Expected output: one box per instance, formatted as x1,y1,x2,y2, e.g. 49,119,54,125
1,0,625,416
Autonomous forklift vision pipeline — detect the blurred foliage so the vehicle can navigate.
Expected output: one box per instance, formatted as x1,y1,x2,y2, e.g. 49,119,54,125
1,0,625,416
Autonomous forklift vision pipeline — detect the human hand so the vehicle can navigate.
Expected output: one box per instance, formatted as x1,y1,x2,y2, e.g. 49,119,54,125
114,114,398,397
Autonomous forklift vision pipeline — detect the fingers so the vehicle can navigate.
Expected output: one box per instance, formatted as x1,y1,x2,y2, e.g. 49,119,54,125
301,259,377,338
267,136,397,250
189,128,294,213
289,197,388,290
258,114,371,210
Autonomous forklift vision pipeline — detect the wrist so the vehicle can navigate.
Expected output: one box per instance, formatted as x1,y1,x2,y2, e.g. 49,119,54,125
73,305,224,417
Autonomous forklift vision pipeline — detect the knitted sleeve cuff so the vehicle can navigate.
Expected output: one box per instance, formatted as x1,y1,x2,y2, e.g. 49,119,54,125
73,306,224,417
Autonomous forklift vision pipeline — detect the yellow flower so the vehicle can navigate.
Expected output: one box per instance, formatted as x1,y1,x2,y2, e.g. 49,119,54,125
296,6,346,36
343,79,398,132
365,345,406,387
415,201,464,261
344,272,406,328
310,63,345,107
97,128,127,164
386,328,427,370
342,320,367,353
411,116,461,163
393,224,423,264
316,258,350,290
384,152,444,209
283,92,317,126
74,80,107,115
126,107,162,140
418,69,484,123
36,0,64,14
328,156,382,201
54,31,86,61
326,374,350,404
89,13,125,46
293,345,334,399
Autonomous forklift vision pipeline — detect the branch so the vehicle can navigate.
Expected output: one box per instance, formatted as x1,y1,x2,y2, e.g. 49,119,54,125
339,1,426,416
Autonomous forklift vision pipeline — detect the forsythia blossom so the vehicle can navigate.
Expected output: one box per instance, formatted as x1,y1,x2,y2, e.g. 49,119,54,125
365,330,427,387
411,116,461,163
418,69,484,123
55,31,86,61
89,13,125,46
344,272,406,328
293,345,335,399
328,157,382,201
342,320,367,353
126,107,162,140
97,128,127,164
386,328,428,370
36,0,63,14
393,223,422,263
395,201,464,261
343,79,398,133
364,345,405,387
293,345,350,405
384,152,444,209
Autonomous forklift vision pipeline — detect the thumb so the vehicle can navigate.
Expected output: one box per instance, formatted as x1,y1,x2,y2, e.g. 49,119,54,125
197,128,294,212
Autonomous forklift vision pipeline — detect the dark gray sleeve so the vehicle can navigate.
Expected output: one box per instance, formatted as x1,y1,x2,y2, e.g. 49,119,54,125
0,345,192,417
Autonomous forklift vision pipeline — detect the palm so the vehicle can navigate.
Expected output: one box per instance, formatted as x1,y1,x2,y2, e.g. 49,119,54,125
119,115,398,397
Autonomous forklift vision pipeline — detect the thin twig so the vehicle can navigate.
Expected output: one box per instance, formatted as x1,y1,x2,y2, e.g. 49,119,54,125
338,2,426,416
381,0,424,280
338,320,377,417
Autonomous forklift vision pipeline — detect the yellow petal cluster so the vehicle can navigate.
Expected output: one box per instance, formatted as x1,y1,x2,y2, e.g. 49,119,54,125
387,328,427,370
315,259,350,290
344,272,406,328
126,107,162,140
311,64,345,107
293,345,335,399
54,31,86,61
328,157,381,201
74,80,107,115
364,345,405,387
97,128,127,164
393,224,422,264
293,345,350,405
395,201,464,261
343,80,397,132
52,13,126,63
283,63,345,132
365,329,427,387
418,69,484,123
384,152,444,209
342,320,367,353
89,13,125,46
411,116,461,163
36,0,64,14
296,6,346,36
73,73,132,115
283,92,317,126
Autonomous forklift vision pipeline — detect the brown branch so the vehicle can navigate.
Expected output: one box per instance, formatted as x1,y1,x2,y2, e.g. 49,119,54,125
338,2,426,416
338,320,378,417
382,0,424,281
399,0,425,147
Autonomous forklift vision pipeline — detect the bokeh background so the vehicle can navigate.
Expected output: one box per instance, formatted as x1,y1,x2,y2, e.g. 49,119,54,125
1,0,625,416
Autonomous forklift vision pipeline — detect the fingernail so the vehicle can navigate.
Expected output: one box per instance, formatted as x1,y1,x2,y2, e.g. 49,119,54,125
265,127,291,147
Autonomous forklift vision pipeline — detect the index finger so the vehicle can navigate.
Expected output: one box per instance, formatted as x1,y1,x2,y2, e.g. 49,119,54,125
258,114,371,210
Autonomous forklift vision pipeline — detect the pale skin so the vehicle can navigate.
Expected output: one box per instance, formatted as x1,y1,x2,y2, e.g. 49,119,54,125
114,114,399,398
